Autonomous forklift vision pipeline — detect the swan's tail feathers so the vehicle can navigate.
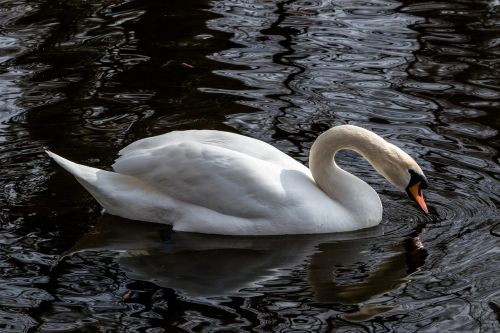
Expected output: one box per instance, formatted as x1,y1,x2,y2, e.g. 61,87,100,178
46,151,178,224
46,150,123,210
46,150,101,183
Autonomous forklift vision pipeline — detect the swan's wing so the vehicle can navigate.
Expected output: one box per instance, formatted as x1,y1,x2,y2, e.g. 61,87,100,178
118,130,306,171
112,141,313,219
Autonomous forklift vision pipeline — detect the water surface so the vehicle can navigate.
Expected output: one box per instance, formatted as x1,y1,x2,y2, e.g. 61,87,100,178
0,0,499,332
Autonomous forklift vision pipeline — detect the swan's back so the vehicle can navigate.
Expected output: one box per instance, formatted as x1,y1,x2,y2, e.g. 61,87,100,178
116,130,306,172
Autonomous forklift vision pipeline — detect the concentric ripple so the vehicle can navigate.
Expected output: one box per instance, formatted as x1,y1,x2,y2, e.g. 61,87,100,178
0,0,499,332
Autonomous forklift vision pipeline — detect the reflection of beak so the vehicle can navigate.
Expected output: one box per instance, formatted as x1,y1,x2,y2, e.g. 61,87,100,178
408,182,428,214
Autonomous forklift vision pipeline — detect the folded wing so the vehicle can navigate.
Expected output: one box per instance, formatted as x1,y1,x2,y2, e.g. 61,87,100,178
113,140,312,219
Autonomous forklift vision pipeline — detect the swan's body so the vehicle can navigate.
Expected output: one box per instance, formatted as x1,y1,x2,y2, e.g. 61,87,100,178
47,125,428,235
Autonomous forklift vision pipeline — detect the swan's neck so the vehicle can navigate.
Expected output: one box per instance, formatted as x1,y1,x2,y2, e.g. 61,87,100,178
309,125,384,224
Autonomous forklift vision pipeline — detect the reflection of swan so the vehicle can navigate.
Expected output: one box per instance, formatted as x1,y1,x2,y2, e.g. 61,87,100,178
66,216,427,306
47,125,428,235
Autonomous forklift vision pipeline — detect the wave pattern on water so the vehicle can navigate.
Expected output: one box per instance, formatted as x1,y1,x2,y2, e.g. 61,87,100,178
0,0,499,332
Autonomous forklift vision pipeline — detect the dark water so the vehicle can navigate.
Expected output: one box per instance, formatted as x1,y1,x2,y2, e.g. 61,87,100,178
1,0,499,331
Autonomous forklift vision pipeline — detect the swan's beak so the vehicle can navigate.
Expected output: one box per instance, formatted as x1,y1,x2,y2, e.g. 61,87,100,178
407,182,428,214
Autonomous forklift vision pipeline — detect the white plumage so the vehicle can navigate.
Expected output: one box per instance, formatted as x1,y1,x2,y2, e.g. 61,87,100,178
47,125,427,235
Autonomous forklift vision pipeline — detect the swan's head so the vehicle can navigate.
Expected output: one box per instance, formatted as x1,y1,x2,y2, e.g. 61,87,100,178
374,143,429,213
405,169,429,214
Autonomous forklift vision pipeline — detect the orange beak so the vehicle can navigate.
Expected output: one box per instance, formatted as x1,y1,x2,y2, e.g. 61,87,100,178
408,182,428,214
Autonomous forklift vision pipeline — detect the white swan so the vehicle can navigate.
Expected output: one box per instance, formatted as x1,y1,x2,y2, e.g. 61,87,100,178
47,125,429,235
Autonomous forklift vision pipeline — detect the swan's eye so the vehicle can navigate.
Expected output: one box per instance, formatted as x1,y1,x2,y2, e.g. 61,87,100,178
407,169,428,190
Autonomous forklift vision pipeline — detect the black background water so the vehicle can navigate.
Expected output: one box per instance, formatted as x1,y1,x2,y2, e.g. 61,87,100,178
1,0,499,332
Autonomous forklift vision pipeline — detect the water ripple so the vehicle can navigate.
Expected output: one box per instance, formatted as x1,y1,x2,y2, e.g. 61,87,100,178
0,0,499,332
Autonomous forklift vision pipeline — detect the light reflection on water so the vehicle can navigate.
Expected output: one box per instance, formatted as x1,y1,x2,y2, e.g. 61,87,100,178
0,0,499,332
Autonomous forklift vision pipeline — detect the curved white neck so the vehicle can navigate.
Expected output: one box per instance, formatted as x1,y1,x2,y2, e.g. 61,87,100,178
309,125,384,223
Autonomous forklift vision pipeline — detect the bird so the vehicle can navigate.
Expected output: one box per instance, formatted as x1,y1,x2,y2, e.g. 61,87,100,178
47,125,429,235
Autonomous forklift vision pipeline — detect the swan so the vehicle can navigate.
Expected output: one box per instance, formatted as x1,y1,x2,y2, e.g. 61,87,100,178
47,125,429,235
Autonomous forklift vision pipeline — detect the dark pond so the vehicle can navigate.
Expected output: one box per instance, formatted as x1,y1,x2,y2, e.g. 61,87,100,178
1,0,499,332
